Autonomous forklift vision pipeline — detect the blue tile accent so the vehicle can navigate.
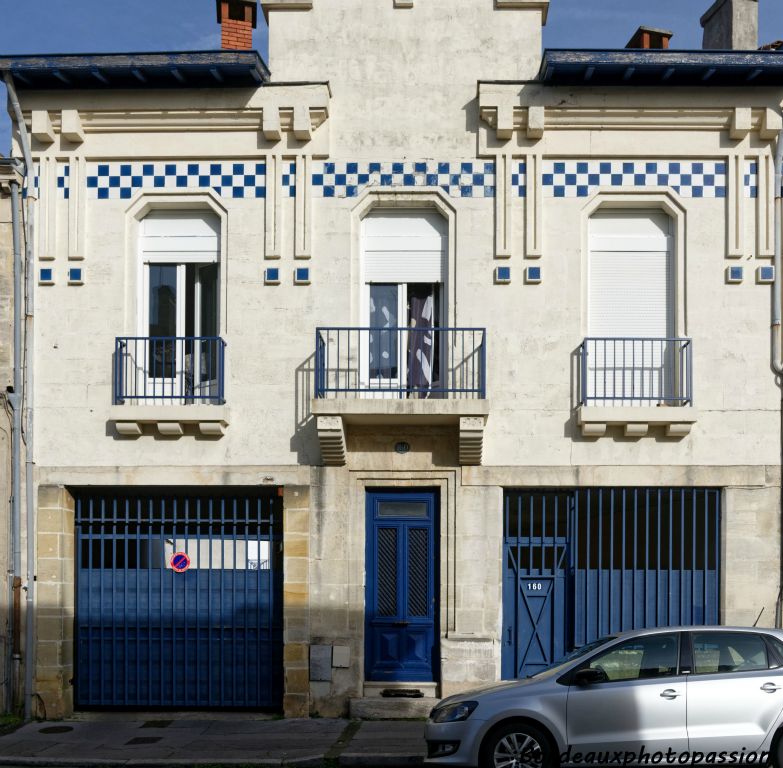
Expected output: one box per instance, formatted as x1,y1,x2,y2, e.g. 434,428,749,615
264,267,280,285
495,266,511,283
744,160,758,199
68,268,83,284
282,161,296,198
87,160,266,199
511,161,527,198
39,268,53,284
727,266,744,283
311,160,496,198
294,267,310,284
543,159,727,198
758,265,775,283
525,266,542,284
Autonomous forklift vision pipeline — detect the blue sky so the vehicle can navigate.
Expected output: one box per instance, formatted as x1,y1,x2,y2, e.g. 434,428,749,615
1,0,781,155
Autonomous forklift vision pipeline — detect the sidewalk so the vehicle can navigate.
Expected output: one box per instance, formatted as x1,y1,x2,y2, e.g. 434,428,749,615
0,714,427,767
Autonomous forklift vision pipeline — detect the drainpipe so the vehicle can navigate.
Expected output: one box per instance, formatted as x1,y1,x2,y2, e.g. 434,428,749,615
4,72,37,721
772,127,783,627
8,170,23,713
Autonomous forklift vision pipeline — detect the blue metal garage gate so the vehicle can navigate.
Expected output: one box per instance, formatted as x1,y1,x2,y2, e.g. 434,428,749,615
74,488,283,708
502,488,721,680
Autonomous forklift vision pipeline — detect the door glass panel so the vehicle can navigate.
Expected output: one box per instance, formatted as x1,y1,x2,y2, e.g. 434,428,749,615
407,528,429,617
198,264,219,384
377,527,398,617
407,283,439,394
369,284,398,379
692,632,768,675
378,502,428,518
588,633,679,681
148,264,178,378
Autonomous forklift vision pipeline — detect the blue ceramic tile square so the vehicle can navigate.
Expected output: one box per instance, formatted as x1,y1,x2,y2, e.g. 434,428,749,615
295,267,310,285
758,265,775,284
525,266,542,284
727,266,743,283
68,268,83,284
495,266,511,284
264,268,280,285
39,268,53,284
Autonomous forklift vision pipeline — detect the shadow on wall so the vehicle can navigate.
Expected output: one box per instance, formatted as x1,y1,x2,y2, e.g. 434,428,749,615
292,352,320,464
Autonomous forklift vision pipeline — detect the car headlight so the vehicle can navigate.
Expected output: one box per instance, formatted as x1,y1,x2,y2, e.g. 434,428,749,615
430,700,478,723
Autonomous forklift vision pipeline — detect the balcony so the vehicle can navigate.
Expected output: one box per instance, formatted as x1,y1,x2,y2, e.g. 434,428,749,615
577,337,697,438
312,327,489,465
110,336,229,437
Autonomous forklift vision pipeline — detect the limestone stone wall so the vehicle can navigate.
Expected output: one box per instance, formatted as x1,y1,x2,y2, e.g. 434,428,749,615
34,486,75,719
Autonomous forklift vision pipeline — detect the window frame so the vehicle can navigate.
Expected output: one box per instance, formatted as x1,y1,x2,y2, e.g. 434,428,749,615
685,630,772,677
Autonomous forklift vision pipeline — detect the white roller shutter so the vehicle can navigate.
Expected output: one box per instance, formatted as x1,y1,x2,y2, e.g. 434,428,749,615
140,211,220,263
362,210,446,282
588,210,673,338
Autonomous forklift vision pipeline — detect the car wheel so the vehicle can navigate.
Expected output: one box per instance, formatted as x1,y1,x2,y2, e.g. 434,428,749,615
479,722,554,768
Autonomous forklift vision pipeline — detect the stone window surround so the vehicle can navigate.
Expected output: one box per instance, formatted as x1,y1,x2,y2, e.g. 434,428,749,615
577,188,697,438
110,190,231,438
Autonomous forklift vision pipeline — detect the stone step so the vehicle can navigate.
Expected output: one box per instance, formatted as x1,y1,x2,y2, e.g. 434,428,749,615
349,696,440,720
363,681,438,698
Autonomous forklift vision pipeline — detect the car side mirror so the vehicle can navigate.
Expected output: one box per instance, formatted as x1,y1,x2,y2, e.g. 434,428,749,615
572,667,608,686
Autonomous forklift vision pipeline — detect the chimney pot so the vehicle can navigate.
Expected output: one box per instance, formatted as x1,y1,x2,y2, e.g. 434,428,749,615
216,0,257,50
625,26,673,50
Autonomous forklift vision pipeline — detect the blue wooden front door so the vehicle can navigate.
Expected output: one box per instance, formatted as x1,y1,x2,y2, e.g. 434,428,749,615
365,490,438,682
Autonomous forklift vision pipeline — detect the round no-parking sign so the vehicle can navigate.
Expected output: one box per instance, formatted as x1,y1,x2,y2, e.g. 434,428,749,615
170,552,191,573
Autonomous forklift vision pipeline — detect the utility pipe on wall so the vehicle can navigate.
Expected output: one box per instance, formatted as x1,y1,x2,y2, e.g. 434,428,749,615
8,174,23,713
772,127,783,628
4,72,37,721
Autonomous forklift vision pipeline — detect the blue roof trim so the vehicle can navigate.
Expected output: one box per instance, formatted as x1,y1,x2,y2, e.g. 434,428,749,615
539,49,783,86
0,51,270,89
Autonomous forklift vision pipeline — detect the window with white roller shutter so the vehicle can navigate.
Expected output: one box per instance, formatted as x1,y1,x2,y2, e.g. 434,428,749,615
361,210,446,393
588,210,673,339
587,210,675,405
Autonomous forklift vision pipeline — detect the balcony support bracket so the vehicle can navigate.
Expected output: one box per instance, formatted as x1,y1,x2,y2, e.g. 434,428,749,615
459,416,486,465
578,406,697,439
316,415,347,466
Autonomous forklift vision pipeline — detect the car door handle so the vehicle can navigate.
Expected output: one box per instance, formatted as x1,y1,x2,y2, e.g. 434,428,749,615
761,683,782,693
660,689,682,699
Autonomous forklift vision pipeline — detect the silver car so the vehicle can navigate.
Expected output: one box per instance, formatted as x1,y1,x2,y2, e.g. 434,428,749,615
426,626,783,768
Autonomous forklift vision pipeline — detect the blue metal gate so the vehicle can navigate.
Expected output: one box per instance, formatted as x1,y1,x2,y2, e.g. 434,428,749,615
502,488,721,679
75,488,283,708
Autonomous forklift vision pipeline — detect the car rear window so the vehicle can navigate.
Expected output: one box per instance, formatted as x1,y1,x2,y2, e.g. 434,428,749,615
692,632,768,675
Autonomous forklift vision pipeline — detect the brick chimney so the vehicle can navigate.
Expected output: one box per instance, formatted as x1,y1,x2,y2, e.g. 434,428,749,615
216,0,257,50
625,26,673,49
700,0,758,50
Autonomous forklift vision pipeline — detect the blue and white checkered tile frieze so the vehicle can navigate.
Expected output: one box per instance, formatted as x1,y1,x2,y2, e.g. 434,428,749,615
282,161,296,198
511,161,527,197
86,161,267,200
57,164,70,200
311,161,496,198
542,160,727,198
744,161,758,199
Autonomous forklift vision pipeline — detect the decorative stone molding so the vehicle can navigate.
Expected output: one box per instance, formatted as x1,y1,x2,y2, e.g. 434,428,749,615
312,400,489,466
316,415,346,466
394,0,415,7
109,406,230,438
261,0,313,17
577,406,698,439
459,417,486,465
32,110,55,144
60,110,84,143
495,0,549,22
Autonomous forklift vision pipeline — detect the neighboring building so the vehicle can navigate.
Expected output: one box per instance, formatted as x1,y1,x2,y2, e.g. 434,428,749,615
1,0,783,718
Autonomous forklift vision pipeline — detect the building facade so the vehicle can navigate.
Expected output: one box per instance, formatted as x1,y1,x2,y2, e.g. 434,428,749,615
2,0,783,718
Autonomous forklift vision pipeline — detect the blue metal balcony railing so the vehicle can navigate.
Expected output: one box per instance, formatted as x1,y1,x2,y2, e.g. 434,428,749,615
315,327,486,399
579,337,692,407
114,336,226,405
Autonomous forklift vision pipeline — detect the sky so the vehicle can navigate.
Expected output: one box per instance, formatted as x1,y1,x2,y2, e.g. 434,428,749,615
0,0,782,155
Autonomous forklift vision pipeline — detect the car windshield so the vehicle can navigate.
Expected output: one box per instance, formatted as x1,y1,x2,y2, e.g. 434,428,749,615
527,636,617,678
